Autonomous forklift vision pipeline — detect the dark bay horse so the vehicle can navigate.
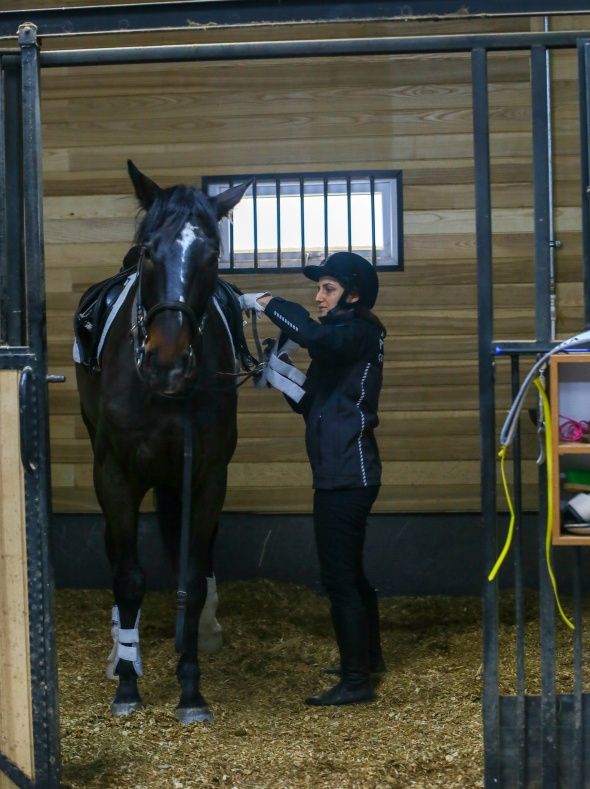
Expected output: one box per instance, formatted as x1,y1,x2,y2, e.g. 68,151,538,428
75,161,250,723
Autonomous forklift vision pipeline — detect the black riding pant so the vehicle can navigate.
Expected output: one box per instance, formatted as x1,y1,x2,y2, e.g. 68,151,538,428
313,486,379,611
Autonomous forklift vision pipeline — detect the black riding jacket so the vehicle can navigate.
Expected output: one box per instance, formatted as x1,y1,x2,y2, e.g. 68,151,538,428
264,297,384,490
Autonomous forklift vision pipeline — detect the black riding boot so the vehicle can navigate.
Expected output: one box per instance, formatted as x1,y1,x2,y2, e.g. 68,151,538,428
306,607,375,706
325,598,386,676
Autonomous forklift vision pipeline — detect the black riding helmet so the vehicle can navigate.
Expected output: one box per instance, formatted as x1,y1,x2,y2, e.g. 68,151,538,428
303,251,379,310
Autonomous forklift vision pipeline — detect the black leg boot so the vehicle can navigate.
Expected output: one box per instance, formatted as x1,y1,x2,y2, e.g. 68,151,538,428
306,607,375,706
324,598,386,677
366,598,387,674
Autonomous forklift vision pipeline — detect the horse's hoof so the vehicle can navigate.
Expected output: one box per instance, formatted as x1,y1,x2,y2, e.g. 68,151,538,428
110,700,143,716
198,631,223,655
175,706,214,725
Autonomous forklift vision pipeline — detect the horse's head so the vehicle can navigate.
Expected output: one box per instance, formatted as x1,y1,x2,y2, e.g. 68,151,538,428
128,160,250,395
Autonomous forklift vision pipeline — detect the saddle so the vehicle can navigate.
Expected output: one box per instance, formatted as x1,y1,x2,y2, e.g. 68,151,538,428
73,246,259,373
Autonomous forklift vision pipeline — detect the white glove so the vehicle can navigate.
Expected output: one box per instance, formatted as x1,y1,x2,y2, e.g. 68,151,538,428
239,292,270,317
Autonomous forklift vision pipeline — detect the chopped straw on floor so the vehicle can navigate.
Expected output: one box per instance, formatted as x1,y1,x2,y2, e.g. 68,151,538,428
56,580,587,789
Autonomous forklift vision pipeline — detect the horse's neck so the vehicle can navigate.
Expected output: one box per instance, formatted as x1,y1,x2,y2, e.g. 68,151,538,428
206,300,236,373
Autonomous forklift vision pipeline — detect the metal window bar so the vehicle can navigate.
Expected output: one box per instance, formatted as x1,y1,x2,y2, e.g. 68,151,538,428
472,46,499,789
323,178,328,260
275,177,281,269
252,178,258,269
300,177,305,268
346,177,352,251
370,176,376,267
229,179,234,271
510,355,527,789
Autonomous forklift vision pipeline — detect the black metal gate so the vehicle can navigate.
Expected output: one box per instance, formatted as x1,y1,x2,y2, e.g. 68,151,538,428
0,24,60,789
0,8,589,787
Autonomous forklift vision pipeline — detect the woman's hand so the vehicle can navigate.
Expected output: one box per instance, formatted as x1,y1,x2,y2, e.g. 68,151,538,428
239,292,271,316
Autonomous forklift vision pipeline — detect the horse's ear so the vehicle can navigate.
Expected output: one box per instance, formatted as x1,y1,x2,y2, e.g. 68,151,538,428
127,159,160,210
210,179,253,220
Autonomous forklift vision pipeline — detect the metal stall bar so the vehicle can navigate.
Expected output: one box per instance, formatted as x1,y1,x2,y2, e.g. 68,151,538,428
531,45,552,344
32,31,587,70
572,547,584,789
472,46,499,789
530,44,557,789
2,0,590,40
18,23,60,789
580,41,590,327
510,356,527,789
3,53,25,347
0,55,6,344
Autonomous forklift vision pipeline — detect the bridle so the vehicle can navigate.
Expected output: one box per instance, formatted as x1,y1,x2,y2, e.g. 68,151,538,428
130,246,209,393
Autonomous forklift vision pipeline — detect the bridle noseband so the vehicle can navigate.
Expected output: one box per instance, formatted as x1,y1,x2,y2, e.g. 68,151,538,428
130,247,209,393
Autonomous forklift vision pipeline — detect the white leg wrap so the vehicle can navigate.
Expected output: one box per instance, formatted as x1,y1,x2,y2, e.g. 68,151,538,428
106,606,143,680
198,575,222,655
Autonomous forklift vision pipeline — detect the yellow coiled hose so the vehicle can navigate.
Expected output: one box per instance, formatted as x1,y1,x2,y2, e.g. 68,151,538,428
488,376,573,630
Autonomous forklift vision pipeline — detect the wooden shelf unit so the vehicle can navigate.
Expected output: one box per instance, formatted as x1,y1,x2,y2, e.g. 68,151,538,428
549,352,590,545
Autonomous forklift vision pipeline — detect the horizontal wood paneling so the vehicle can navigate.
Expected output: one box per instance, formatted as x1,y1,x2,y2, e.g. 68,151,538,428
38,13,584,513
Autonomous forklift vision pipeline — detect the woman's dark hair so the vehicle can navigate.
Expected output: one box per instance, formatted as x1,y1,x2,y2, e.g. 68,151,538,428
354,304,387,337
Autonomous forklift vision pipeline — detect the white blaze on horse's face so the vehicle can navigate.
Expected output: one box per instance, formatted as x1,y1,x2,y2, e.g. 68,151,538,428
176,222,203,302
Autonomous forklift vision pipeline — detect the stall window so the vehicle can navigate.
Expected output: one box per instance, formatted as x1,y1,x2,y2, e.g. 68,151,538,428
202,170,403,273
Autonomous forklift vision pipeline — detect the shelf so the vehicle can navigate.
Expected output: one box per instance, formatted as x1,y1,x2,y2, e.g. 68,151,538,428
549,353,590,544
557,443,590,454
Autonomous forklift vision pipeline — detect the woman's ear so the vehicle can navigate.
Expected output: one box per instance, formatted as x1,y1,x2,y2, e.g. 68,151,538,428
346,288,360,304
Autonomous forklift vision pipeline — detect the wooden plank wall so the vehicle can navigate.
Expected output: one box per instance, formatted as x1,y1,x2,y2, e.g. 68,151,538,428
7,9,588,513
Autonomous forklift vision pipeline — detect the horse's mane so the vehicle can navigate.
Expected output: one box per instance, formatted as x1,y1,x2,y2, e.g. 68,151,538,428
134,185,221,248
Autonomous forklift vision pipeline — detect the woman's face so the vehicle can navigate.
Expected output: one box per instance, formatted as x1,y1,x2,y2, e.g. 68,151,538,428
315,275,357,316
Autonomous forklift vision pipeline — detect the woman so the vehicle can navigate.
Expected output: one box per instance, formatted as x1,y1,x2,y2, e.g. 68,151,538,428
240,251,386,707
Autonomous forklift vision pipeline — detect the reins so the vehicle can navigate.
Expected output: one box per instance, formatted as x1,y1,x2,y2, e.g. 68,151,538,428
128,248,264,652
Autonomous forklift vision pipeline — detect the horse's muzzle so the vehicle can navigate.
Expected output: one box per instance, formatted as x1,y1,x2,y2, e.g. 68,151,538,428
142,348,194,395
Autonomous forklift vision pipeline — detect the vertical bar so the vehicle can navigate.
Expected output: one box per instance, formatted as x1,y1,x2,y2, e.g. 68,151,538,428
252,178,258,269
370,176,376,266
0,57,7,344
276,177,281,269
300,177,305,267
229,179,234,271
533,44,557,788
346,176,352,251
19,22,60,789
323,177,328,259
572,548,583,789
537,459,557,789
531,45,552,343
579,41,590,325
472,47,499,789
511,356,527,789
3,55,25,346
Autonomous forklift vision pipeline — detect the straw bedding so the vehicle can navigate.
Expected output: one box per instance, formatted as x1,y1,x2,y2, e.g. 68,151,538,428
56,580,583,789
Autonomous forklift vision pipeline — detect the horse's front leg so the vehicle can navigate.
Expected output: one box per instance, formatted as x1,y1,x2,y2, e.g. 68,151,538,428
95,452,145,716
175,470,227,724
